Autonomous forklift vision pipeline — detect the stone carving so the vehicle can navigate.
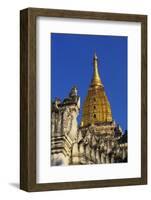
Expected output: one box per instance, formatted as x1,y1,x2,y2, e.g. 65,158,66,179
51,87,80,166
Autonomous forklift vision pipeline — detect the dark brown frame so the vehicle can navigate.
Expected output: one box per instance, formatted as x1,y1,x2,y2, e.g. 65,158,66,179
20,7,147,192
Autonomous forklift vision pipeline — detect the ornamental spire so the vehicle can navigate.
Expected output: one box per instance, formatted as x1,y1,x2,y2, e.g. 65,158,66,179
81,53,112,127
90,53,103,87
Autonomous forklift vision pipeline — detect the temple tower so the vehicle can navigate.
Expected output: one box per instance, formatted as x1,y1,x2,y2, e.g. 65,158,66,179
81,53,112,127
75,53,127,165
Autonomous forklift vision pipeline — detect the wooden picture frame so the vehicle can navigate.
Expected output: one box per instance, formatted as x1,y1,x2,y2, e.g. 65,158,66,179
20,7,147,192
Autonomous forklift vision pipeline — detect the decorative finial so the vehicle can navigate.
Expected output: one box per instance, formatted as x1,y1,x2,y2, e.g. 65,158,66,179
69,86,78,97
94,52,98,60
91,53,102,87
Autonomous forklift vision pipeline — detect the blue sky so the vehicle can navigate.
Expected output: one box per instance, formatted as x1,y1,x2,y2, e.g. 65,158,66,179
51,33,127,131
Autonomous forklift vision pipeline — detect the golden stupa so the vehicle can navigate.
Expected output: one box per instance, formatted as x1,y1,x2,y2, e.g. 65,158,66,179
81,53,112,127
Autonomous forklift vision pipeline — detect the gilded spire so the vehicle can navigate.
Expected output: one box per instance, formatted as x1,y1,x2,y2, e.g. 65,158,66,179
91,53,103,87
81,53,112,127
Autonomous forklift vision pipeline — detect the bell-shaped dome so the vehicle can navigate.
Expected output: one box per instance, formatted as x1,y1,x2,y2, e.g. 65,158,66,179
81,53,112,127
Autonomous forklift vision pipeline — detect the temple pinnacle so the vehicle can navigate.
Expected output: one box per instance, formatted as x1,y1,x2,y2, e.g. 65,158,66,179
81,53,112,126
91,53,102,87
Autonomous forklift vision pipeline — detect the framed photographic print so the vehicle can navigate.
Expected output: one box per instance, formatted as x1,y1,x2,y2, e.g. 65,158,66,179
20,8,147,191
